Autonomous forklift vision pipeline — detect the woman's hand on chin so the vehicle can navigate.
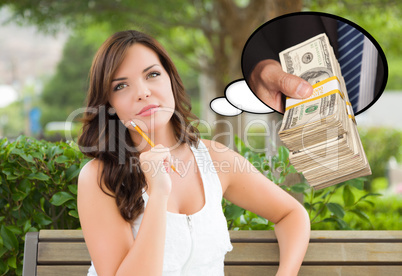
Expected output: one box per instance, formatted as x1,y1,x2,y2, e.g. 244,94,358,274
139,144,172,198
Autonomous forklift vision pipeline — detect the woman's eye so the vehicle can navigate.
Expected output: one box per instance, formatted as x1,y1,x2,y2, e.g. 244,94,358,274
113,83,127,91
147,72,161,79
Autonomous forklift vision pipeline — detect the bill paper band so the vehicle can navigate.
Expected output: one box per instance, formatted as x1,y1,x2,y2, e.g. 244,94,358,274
285,76,354,119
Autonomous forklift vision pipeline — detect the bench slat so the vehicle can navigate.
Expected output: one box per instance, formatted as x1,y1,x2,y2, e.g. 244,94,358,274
225,266,402,275
35,265,402,276
39,230,84,241
229,230,402,242
39,229,402,242
226,243,402,263
37,241,402,264
37,265,89,275
37,242,91,264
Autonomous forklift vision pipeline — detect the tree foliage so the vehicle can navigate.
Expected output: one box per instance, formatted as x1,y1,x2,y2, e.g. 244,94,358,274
307,0,402,90
2,0,303,144
40,29,101,126
359,127,402,183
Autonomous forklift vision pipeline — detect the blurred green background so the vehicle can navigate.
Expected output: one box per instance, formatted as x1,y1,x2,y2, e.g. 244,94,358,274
0,0,401,139
1,0,401,225
1,1,401,274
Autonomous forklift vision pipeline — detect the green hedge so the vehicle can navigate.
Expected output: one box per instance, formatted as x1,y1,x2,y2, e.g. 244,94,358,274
359,127,402,188
0,136,90,275
224,135,385,231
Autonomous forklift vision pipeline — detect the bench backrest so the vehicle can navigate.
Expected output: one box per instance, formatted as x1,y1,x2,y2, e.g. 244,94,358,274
23,230,402,275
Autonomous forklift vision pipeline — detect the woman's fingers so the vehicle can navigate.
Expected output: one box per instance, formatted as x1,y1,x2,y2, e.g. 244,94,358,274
139,144,172,196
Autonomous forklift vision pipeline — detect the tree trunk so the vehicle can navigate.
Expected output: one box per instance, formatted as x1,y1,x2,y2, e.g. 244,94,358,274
205,0,304,202
208,0,302,148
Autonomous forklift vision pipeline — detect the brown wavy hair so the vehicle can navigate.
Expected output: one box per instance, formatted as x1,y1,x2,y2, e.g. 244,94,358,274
78,30,200,223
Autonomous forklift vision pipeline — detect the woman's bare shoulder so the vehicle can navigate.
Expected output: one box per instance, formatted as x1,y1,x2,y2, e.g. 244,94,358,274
200,138,228,152
80,158,101,174
79,159,102,185
200,138,242,190
200,138,258,176
201,138,235,161
78,158,114,196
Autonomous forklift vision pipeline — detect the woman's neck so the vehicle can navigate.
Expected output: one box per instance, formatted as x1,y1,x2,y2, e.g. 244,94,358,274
130,120,182,154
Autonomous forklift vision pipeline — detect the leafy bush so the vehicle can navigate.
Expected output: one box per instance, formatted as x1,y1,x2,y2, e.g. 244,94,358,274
224,135,382,230
359,127,402,189
0,136,89,275
345,194,402,230
305,179,382,230
309,192,402,230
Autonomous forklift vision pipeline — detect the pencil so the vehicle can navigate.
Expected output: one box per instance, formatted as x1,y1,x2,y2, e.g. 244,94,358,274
130,121,183,177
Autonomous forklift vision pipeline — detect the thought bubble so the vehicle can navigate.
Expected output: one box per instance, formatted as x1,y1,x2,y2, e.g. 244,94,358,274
210,12,388,117
209,97,242,116
210,79,273,116
240,12,388,116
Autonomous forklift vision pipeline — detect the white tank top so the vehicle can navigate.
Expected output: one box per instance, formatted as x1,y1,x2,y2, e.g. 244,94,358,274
88,140,233,275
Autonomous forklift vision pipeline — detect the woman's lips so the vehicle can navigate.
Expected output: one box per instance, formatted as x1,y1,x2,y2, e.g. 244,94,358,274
137,105,160,117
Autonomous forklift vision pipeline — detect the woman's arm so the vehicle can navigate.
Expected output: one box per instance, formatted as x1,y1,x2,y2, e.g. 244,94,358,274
205,139,310,275
78,156,170,276
117,191,169,275
272,200,310,275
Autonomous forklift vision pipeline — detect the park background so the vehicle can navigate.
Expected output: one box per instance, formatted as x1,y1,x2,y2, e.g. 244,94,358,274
0,0,401,275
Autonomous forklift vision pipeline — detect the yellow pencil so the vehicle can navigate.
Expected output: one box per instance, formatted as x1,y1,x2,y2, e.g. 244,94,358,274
130,121,183,177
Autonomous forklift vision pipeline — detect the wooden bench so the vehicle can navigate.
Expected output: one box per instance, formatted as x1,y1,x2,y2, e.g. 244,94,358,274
23,230,402,275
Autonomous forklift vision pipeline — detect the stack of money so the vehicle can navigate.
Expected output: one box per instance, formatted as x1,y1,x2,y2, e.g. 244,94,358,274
278,33,371,190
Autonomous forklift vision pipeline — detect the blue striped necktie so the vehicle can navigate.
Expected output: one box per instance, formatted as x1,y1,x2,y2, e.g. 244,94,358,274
337,21,364,113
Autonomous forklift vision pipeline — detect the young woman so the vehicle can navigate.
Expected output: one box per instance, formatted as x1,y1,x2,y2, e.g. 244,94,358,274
77,30,310,276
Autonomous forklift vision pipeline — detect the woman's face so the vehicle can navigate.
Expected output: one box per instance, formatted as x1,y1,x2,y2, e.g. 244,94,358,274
108,43,175,133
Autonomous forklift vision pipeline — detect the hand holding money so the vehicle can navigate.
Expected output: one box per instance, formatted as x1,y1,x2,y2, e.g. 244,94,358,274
278,33,371,190
249,59,313,112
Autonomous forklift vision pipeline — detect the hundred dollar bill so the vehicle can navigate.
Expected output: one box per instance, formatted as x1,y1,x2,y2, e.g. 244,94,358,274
278,33,371,189
280,33,335,85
